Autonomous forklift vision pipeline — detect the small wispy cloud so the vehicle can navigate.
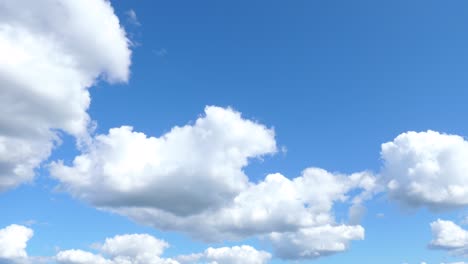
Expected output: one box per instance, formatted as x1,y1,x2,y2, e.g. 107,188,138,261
125,9,141,26
153,48,168,57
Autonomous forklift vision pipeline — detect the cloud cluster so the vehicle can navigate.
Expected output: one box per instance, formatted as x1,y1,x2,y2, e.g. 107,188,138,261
50,106,376,259
7,0,468,261
50,124,468,260
269,224,364,259
0,224,270,264
51,106,277,216
0,0,131,191
381,131,468,210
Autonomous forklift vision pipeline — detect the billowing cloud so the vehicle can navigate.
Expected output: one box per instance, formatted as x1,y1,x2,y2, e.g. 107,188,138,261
50,106,376,259
50,106,277,216
429,219,468,256
381,131,468,210
0,0,131,191
0,224,33,263
177,245,271,264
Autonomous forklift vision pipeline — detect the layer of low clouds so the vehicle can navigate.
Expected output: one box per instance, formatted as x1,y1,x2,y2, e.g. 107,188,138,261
0,224,270,264
0,0,131,191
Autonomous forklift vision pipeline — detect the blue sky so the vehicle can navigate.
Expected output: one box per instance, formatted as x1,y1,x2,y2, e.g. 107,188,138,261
2,0,468,263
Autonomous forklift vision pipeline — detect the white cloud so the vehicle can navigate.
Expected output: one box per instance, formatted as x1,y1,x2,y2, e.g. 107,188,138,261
56,233,271,264
0,225,270,264
269,224,364,259
0,224,33,263
381,131,468,210
430,219,468,256
56,234,178,264
0,0,131,191
50,106,277,216
50,106,376,259
177,245,271,264
100,234,171,263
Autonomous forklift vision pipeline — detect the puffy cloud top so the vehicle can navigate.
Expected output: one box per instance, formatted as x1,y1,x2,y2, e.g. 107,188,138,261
382,131,468,210
430,219,468,255
51,106,277,216
50,106,375,259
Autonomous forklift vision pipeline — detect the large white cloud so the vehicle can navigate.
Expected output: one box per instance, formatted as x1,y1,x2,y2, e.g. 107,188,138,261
0,224,33,263
50,106,277,216
177,245,271,264
50,106,375,259
429,219,468,256
0,225,270,264
381,131,468,210
0,0,131,191
269,224,364,259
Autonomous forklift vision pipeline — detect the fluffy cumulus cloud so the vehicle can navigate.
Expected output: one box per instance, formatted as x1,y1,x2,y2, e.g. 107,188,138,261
0,224,33,263
50,106,277,216
50,107,376,259
177,245,271,264
0,0,131,191
56,234,178,264
429,219,468,256
381,131,468,210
